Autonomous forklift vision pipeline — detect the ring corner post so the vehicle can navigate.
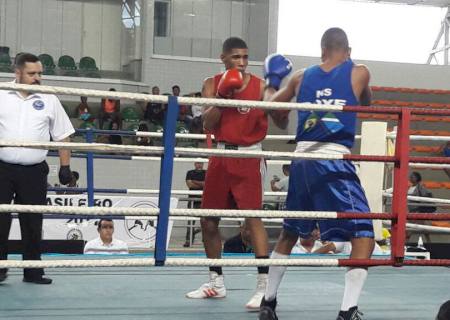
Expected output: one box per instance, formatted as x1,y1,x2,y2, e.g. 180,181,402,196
391,109,411,266
154,95,179,266
86,129,95,208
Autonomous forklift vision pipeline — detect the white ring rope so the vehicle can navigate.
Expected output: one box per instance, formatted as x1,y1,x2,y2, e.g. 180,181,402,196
383,193,450,204
0,204,340,219
0,82,343,112
128,156,292,165
125,189,287,197
0,140,346,160
0,258,340,269
383,221,450,234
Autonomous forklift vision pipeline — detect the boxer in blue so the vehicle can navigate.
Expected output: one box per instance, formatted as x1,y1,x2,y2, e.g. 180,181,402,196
259,28,374,320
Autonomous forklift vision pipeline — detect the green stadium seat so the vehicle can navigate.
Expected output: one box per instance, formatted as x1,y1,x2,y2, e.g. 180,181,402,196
0,53,12,72
79,56,100,78
57,55,78,76
38,54,56,75
121,107,141,122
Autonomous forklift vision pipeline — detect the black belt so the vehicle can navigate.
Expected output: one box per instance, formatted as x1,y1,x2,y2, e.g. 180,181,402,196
223,143,239,150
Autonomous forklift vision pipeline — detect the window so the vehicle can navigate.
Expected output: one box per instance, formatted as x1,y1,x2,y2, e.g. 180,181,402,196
154,1,170,37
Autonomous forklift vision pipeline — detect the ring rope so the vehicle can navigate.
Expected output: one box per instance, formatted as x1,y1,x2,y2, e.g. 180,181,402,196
4,204,450,220
1,257,450,269
0,140,396,162
383,221,450,234
0,204,395,219
383,193,450,204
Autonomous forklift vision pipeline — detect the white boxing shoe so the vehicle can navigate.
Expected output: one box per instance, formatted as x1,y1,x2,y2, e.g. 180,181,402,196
185,271,226,299
245,273,268,310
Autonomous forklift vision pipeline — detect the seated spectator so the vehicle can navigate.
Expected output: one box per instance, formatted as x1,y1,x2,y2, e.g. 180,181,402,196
408,171,436,213
108,120,122,145
144,86,165,126
136,123,152,146
77,96,93,122
84,219,129,254
99,88,122,130
190,92,203,134
436,300,450,320
292,228,383,255
270,165,290,192
179,94,193,131
271,164,290,209
223,222,253,253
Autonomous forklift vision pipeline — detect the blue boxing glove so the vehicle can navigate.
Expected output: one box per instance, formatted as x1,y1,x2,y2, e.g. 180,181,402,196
263,53,293,90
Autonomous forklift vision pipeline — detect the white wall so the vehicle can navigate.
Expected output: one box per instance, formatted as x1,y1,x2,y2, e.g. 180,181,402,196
153,0,269,60
0,0,122,71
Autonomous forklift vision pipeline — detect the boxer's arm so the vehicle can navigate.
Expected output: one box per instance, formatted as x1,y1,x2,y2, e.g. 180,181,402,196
202,77,222,131
264,70,304,129
352,64,371,106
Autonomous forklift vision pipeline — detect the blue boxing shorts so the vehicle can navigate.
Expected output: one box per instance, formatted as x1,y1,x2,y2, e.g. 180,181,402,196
283,159,374,241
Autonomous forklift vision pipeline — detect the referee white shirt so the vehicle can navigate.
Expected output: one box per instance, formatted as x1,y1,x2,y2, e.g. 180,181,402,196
0,87,75,165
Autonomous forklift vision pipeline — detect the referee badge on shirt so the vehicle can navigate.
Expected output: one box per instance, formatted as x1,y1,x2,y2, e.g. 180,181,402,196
33,100,45,110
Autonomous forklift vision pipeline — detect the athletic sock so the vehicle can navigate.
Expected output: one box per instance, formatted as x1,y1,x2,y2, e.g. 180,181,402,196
256,255,269,274
209,266,223,275
264,251,289,301
340,268,368,311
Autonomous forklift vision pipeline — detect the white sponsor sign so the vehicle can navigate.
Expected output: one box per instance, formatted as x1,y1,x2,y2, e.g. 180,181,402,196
9,195,177,250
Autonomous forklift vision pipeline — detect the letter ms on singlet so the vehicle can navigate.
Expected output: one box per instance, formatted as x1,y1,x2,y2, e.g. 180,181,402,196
295,59,360,149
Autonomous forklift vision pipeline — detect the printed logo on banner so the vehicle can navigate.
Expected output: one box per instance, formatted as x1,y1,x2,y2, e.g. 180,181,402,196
67,228,83,240
124,201,158,241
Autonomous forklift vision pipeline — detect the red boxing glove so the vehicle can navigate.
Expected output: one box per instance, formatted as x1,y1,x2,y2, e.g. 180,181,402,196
217,69,243,98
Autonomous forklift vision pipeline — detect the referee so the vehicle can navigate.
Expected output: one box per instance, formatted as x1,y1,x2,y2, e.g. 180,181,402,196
0,53,75,285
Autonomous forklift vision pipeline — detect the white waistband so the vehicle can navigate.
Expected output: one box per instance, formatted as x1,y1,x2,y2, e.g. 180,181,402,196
295,141,351,155
216,142,262,151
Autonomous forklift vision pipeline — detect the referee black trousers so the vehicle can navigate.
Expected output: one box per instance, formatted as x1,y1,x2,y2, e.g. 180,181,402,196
0,160,49,278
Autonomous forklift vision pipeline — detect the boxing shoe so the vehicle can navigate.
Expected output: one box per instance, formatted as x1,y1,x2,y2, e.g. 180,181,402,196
259,297,278,320
245,273,267,310
336,306,364,320
23,276,52,285
185,271,226,299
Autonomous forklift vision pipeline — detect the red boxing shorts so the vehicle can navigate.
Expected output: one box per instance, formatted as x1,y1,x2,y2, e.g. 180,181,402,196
202,156,265,210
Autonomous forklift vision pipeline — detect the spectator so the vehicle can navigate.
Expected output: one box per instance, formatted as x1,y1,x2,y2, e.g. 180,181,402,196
84,219,129,254
270,164,290,192
436,300,450,320
184,162,205,247
223,222,253,254
190,92,204,134
136,123,152,146
408,171,436,213
144,86,165,127
77,96,93,122
108,120,122,145
99,88,121,130
270,164,290,209
172,85,192,131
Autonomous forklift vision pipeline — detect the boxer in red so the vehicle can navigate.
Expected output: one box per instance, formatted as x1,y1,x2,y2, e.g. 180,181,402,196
185,37,289,310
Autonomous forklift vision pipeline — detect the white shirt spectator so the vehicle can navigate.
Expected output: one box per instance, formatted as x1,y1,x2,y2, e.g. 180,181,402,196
191,105,203,118
84,237,129,255
274,177,289,192
0,88,74,165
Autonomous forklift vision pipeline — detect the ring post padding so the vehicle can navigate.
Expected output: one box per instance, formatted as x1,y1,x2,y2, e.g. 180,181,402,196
359,122,387,241
86,129,95,207
391,109,411,266
154,96,179,266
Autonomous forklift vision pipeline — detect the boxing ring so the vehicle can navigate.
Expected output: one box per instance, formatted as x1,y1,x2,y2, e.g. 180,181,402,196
0,82,449,319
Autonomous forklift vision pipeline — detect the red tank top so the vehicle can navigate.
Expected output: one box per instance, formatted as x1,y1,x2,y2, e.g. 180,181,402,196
213,73,267,145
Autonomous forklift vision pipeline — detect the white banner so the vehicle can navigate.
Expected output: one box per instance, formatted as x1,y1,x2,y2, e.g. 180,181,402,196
10,195,178,250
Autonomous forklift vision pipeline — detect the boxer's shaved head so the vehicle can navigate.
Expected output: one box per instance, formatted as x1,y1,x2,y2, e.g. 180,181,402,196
321,27,349,51
222,37,248,54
